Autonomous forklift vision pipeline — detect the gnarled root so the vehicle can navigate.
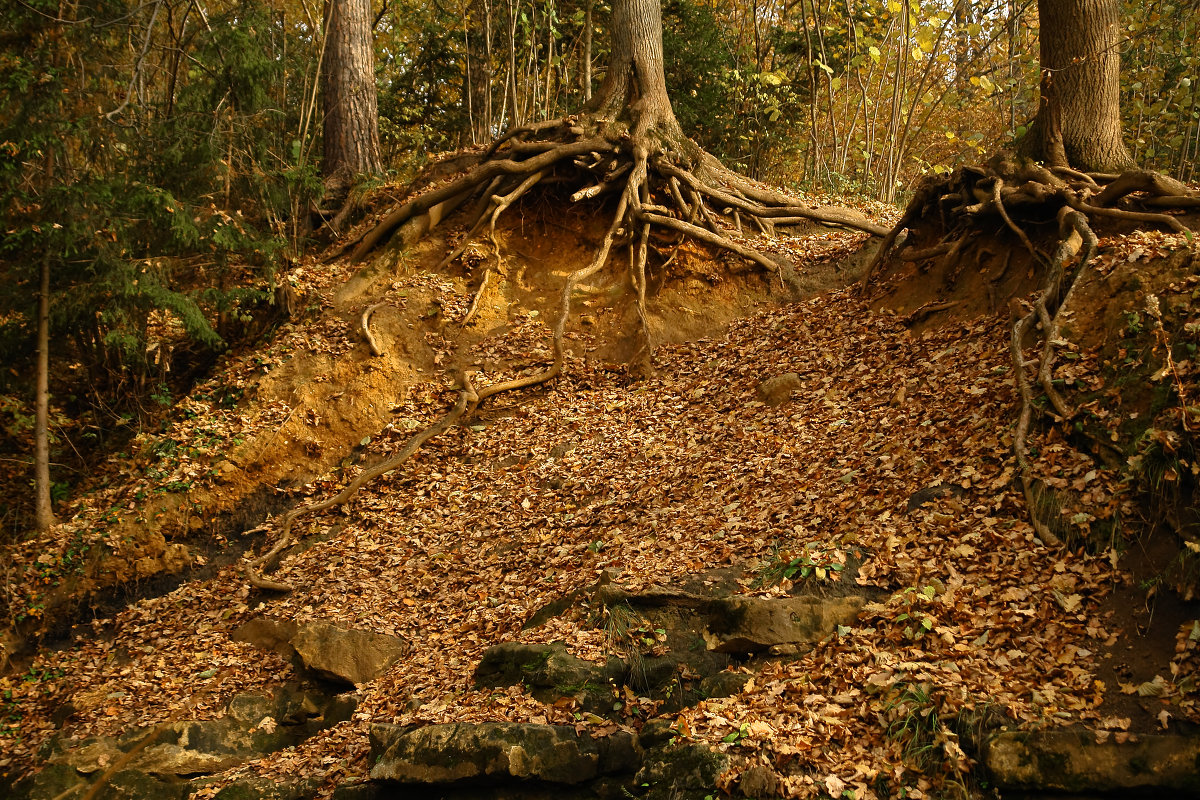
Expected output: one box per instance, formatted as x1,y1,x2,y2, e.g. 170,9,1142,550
1007,206,1098,548
245,383,478,591
361,303,389,356
247,115,898,591
863,154,1198,548
347,117,886,300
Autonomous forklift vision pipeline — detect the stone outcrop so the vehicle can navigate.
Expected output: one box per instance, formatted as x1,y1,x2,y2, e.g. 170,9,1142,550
13,684,355,800
290,621,409,686
233,617,409,686
985,729,1200,793
756,373,803,406
635,742,730,799
703,595,865,654
474,642,625,692
369,722,641,785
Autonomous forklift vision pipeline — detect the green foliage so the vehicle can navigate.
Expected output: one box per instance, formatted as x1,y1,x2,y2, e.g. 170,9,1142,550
380,0,1193,192
754,543,844,587
0,1,321,389
0,0,332,528
662,0,739,160
882,682,969,790
885,683,942,770
1122,0,1200,181
378,8,471,161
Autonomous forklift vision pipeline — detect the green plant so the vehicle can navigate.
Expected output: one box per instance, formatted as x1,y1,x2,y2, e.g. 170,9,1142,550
882,683,974,798
721,723,750,743
1125,310,1144,336
600,602,650,690
885,684,942,771
150,383,173,407
50,481,70,503
1165,541,1200,601
754,543,844,588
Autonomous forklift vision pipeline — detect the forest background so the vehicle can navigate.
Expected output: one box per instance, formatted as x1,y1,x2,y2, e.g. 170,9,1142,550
1,0,1198,536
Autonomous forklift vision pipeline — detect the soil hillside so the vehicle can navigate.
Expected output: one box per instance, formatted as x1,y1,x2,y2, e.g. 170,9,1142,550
2,182,1199,800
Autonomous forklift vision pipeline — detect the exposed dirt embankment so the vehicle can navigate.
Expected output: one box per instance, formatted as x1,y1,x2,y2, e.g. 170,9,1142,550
6,178,1199,800
2,201,872,658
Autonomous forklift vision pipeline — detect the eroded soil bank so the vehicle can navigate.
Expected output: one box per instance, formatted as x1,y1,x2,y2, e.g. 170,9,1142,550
3,190,1199,800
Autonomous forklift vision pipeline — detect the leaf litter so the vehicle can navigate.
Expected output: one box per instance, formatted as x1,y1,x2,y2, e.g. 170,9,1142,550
2,223,1198,799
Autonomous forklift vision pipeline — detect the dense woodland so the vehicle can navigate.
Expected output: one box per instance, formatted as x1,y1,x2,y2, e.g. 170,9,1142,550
2,0,1200,797
2,0,1199,538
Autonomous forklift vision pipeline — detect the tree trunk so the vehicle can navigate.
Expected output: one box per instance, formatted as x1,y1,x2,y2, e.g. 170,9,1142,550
954,0,973,89
467,0,494,144
1029,0,1132,172
582,0,593,102
589,0,684,146
35,253,54,533
322,0,383,195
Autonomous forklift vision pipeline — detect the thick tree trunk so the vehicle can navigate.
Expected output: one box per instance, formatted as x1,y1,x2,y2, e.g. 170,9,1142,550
1029,0,1132,172
588,0,685,147
322,0,383,194
35,254,54,533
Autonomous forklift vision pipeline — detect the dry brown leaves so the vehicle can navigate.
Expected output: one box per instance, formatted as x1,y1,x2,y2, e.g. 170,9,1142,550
4,225,1197,799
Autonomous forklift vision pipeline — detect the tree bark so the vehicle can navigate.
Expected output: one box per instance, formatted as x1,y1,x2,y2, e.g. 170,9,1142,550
322,0,384,194
1029,0,1133,172
35,253,54,533
588,0,685,147
582,0,593,102
467,0,494,144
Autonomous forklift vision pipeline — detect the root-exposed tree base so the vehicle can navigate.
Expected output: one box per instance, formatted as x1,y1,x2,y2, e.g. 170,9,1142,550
346,115,886,273
864,151,1198,546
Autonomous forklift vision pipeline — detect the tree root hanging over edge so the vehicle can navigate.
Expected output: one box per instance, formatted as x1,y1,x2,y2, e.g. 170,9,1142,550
341,116,888,275
861,153,1197,548
249,112,898,592
1008,206,1098,548
862,156,1196,290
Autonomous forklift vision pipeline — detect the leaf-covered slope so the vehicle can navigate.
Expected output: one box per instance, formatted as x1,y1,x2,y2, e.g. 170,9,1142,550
4,224,1199,799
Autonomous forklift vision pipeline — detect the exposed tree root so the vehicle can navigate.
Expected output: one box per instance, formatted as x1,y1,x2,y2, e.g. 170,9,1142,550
248,110,898,592
903,300,959,326
460,266,493,327
864,153,1196,547
246,385,476,591
1008,207,1098,547
361,303,389,356
348,117,885,294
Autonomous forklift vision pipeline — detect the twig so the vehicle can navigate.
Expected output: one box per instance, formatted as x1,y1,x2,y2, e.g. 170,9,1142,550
104,0,164,123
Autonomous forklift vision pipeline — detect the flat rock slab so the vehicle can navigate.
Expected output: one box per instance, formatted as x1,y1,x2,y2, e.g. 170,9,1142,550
235,617,408,686
19,686,358,800
473,641,625,690
704,595,865,653
369,722,641,785
986,729,1200,793
291,621,409,686
135,742,246,777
